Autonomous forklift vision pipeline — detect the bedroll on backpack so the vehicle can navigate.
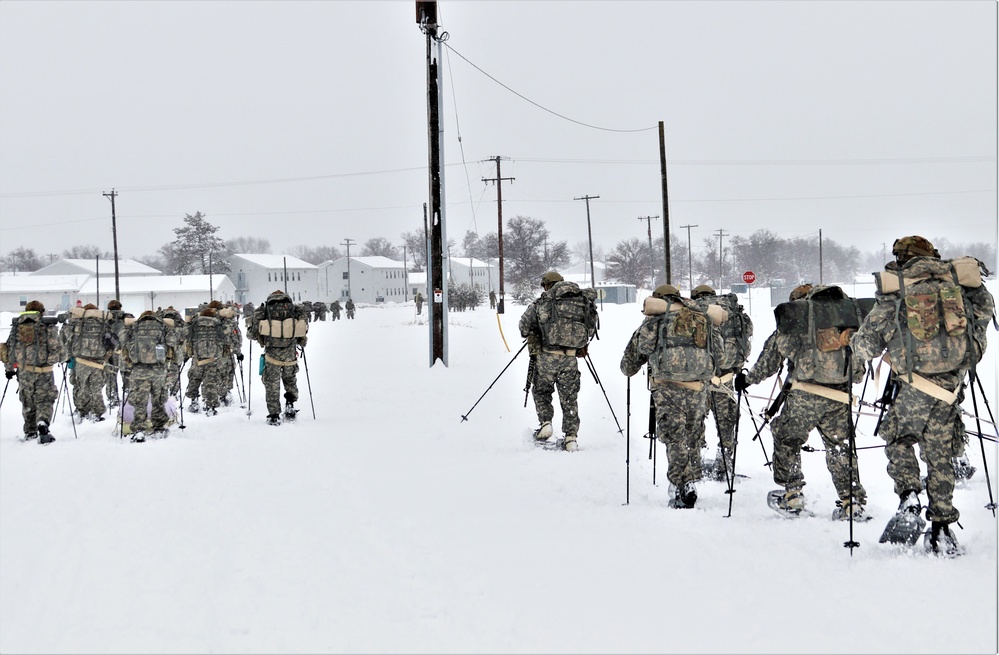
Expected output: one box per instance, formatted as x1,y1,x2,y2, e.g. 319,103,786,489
538,284,598,349
127,319,167,365
705,294,751,371
650,301,715,383
875,257,979,376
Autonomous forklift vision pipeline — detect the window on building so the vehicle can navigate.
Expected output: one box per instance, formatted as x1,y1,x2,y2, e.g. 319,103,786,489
342,272,349,280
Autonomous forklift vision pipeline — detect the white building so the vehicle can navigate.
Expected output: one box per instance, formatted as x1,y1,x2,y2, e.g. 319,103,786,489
227,254,319,306
408,271,427,300
32,258,161,278
79,275,236,317
563,260,607,285
0,274,90,314
322,256,408,305
449,257,498,295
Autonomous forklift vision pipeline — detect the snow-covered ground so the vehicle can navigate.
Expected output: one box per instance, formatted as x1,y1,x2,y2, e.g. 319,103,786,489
1,281,996,654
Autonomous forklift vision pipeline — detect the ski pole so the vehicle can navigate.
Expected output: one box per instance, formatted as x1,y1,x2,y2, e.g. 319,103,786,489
645,370,657,486
60,365,78,440
247,341,253,418
300,346,316,419
175,358,187,431
740,392,773,468
230,354,245,406
583,353,623,434
0,375,10,410
970,370,996,514
119,386,129,439
625,376,631,506
724,385,742,518
236,354,246,406
843,348,860,554
460,341,528,422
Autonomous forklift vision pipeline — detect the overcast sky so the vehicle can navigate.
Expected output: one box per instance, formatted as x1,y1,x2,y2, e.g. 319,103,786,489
1,1,995,268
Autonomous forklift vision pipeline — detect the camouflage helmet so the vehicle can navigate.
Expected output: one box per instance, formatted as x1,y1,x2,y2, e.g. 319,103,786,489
541,271,563,287
789,284,813,301
892,235,939,263
652,284,680,299
107,299,122,310
691,284,716,299
24,300,44,313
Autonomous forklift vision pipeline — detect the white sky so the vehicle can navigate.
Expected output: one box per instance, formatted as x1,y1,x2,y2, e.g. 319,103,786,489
1,1,996,264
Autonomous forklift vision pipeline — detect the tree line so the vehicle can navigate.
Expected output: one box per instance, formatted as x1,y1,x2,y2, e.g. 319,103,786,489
3,211,994,293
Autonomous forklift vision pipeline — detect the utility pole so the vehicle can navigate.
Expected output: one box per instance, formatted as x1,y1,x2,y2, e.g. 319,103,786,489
103,189,120,301
403,244,409,301
658,121,672,284
638,215,658,289
680,223,698,293
818,229,824,284
418,0,447,365
482,155,514,314
715,229,729,290
575,195,602,310
341,238,355,300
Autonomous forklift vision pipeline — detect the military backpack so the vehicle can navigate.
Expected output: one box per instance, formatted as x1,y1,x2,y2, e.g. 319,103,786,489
536,282,599,350
189,315,223,361
125,316,169,365
642,297,717,382
71,308,114,360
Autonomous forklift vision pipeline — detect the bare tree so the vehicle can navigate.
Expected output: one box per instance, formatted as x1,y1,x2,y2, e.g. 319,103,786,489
503,216,569,289
63,245,112,260
361,237,398,259
606,238,651,287
226,236,272,255
0,247,44,272
289,245,342,265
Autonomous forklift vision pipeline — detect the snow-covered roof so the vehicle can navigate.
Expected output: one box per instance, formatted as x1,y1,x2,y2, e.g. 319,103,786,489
79,275,232,294
352,256,405,268
231,254,317,269
0,274,90,292
450,257,495,268
408,271,427,285
32,258,161,276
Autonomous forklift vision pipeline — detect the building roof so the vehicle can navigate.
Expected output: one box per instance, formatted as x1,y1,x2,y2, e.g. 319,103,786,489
231,254,317,269
79,275,233,294
0,274,90,293
31,258,161,276
348,256,405,269
450,257,495,268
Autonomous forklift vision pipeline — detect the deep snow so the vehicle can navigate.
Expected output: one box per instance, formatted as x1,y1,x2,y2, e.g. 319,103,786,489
1,281,996,654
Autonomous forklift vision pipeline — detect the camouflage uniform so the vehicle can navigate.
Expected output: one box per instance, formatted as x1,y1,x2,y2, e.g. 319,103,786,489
620,290,721,500
330,301,341,321
247,291,308,422
744,328,867,507
185,310,225,413
63,306,114,420
159,307,188,398
105,305,127,407
121,313,177,438
3,306,65,441
692,288,754,477
215,304,243,405
519,275,597,446
851,253,995,527
345,299,356,319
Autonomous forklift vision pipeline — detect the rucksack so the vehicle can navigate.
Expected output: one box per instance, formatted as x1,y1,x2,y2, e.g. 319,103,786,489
125,316,168,365
256,298,308,345
644,297,717,382
8,313,61,367
189,315,223,361
873,256,985,376
775,285,874,384
537,282,599,349
697,294,752,371
72,309,113,360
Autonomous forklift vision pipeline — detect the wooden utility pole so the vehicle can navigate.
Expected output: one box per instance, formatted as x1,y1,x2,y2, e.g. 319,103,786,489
658,121,672,285
638,215,658,289
819,229,824,284
418,0,448,365
483,155,513,314
103,189,120,301
574,194,601,309
715,229,729,289
679,223,698,293
340,238,355,300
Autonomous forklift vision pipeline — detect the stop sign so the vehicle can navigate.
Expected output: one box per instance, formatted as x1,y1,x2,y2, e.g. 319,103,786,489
742,271,756,284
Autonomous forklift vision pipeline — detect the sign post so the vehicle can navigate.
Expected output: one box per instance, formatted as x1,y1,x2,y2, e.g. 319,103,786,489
742,271,755,314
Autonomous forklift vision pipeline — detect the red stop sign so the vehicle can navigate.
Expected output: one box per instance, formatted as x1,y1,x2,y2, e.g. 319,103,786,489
742,271,756,284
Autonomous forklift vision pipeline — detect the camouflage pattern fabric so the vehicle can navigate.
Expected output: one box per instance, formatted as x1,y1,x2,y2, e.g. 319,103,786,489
127,364,169,433
187,359,223,409
15,370,58,436
769,389,866,503
651,381,709,487
104,309,127,405
261,342,299,416
706,382,739,454
71,362,106,418
530,351,581,436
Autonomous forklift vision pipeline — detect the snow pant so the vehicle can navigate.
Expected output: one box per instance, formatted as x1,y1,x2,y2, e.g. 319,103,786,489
186,358,222,409
71,358,107,418
129,364,169,433
531,350,581,437
262,355,299,416
651,380,709,487
16,369,57,436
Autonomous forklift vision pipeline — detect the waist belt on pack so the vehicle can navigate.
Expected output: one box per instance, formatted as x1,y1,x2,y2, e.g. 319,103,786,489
543,348,578,357
22,365,54,373
710,372,735,387
195,357,217,366
900,372,959,406
790,380,854,405
75,357,106,370
264,354,297,367
656,379,705,392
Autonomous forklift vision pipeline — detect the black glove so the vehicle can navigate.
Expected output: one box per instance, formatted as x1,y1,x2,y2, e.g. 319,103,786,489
734,372,749,393
5,369,15,380
237,353,245,362
575,345,588,358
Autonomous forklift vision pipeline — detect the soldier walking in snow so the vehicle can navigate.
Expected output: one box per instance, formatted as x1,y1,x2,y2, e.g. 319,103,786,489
247,290,309,426
3,300,65,444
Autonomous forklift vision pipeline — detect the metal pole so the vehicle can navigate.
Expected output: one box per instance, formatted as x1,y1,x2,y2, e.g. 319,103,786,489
575,195,601,309
680,224,697,293
659,122,672,285
103,189,121,301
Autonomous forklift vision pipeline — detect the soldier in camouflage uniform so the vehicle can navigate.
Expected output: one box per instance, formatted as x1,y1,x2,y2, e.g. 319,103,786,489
621,284,722,508
207,301,243,406
330,300,341,321
121,310,177,441
735,284,869,520
159,306,188,398
851,236,995,555
691,284,754,481
316,301,327,321
105,299,126,408
247,290,308,425
185,307,226,416
63,303,115,422
519,271,598,452
3,300,65,443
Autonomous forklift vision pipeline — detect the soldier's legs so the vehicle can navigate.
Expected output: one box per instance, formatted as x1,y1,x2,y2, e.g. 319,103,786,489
531,357,557,426
263,362,282,415
129,378,152,432
920,402,962,524
816,403,866,503
553,357,581,436
281,365,299,405
149,380,169,431
710,390,738,453
186,364,206,401
654,385,707,486
202,362,222,409
105,354,120,405
769,392,813,492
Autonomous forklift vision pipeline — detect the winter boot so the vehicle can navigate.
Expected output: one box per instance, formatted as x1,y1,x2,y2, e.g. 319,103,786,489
221,393,232,407
36,420,55,445
532,421,553,442
23,431,38,442
283,404,297,420
130,431,146,443
266,414,281,426
767,488,806,517
925,521,965,557
879,490,925,545
563,434,578,452
187,398,200,413
204,406,218,417
668,482,697,509
832,497,871,522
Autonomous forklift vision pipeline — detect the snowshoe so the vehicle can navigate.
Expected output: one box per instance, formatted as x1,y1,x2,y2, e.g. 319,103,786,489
532,421,553,442
187,399,200,414
879,491,925,545
130,432,146,443
221,393,232,407
38,433,56,445
283,404,297,421
204,406,218,417
767,489,813,518
667,482,697,509
22,432,38,442
924,521,964,557
831,498,873,523
151,428,169,439
953,455,976,482
266,414,281,426
563,435,578,452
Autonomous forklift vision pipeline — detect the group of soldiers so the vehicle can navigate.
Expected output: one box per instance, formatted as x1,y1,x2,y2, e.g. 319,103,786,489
523,235,994,557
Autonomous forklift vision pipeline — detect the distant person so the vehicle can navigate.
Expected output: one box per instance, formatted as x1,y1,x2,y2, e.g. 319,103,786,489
3,300,65,444
519,271,598,452
330,300,341,321
345,298,356,320
104,299,127,408
415,292,424,316
185,307,225,416
489,290,497,310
